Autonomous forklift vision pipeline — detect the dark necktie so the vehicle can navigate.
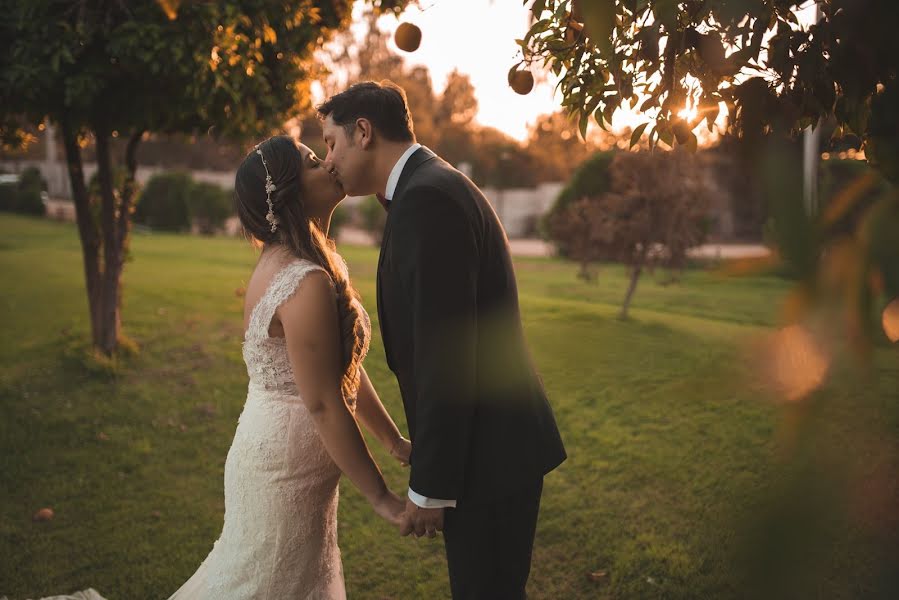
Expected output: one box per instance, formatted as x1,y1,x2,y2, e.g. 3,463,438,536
376,192,390,211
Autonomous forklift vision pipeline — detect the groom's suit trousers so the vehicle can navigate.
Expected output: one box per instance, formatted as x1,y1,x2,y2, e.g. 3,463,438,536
442,477,544,600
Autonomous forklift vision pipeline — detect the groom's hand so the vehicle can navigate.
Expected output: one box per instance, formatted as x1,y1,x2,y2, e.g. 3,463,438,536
399,498,444,539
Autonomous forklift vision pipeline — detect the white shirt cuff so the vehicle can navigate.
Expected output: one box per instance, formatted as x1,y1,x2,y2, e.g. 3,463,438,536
407,487,457,509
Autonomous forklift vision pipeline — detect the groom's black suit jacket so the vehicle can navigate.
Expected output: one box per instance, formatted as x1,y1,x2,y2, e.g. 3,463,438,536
376,146,567,507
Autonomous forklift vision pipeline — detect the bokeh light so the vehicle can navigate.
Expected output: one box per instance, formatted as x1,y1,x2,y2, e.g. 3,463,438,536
883,298,899,342
764,324,831,401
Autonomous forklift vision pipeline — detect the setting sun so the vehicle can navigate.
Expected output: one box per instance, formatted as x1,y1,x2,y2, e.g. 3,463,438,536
678,105,698,122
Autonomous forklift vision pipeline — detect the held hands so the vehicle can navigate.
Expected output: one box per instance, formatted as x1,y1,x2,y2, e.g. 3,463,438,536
389,436,411,467
368,435,410,529
371,488,405,527
379,436,445,540
399,497,444,539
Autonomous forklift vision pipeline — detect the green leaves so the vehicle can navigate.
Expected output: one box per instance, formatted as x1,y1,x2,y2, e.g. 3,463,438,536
867,82,899,184
651,0,678,29
521,0,898,358
1,0,412,143
578,0,616,55
629,122,648,148
521,0,897,173
579,110,589,140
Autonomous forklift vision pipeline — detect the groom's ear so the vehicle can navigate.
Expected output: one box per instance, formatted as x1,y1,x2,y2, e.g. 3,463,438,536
355,118,374,150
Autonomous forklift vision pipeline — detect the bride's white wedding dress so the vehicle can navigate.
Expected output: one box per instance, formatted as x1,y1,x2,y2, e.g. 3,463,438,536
167,257,370,600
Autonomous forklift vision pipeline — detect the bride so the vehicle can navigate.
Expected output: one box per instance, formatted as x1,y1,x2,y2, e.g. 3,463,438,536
166,135,409,599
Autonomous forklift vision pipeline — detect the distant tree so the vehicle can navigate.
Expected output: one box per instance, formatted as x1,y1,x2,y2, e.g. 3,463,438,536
432,70,480,167
525,111,601,183
297,114,328,161
549,149,711,319
545,196,604,282
470,127,538,190
325,14,441,147
0,0,411,356
543,150,617,252
436,70,479,129
189,181,233,235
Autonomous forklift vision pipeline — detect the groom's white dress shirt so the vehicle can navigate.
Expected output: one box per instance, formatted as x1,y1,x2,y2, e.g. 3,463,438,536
383,142,457,510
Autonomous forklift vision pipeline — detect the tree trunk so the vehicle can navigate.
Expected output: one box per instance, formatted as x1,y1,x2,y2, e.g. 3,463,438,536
60,117,103,347
577,259,595,282
620,261,644,320
94,127,122,355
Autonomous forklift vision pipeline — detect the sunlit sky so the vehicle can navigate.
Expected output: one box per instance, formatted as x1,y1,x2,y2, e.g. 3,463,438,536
310,0,569,142
316,0,821,143
374,0,561,141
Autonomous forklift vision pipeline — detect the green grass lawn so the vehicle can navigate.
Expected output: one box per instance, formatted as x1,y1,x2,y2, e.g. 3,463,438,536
1,214,897,599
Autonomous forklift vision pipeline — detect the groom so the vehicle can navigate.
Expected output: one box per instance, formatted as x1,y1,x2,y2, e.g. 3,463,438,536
318,81,566,599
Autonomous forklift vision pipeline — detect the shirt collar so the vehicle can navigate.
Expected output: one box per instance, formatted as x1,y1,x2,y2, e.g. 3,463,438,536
384,143,422,201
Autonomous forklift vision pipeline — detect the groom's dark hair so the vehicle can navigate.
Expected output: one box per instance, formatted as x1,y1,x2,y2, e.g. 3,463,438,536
316,80,415,143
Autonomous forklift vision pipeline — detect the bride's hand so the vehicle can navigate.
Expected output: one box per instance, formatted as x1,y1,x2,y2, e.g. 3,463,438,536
389,436,411,467
372,489,405,527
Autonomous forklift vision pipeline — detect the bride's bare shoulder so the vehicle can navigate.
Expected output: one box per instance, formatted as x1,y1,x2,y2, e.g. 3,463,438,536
242,249,314,329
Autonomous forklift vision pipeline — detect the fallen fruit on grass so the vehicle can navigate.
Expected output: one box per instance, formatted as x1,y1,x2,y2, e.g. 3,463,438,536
33,507,54,522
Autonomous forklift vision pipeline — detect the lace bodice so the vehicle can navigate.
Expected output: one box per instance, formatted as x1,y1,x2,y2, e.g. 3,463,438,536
241,258,371,397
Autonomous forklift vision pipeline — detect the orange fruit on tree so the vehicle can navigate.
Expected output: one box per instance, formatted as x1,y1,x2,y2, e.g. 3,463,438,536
395,22,421,52
508,69,535,95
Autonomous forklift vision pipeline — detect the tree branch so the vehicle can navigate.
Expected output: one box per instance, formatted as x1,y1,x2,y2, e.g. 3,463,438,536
93,124,116,276
117,128,144,248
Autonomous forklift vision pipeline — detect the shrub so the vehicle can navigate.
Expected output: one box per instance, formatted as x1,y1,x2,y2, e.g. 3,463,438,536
0,177,16,212
0,167,47,215
15,167,46,215
542,150,616,253
330,203,350,241
134,171,193,232
189,181,233,235
358,195,387,245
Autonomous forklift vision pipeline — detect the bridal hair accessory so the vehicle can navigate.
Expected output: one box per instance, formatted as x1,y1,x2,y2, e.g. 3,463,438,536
254,143,279,233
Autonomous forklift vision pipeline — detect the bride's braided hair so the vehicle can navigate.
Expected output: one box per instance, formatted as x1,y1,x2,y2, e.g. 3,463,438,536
235,135,366,404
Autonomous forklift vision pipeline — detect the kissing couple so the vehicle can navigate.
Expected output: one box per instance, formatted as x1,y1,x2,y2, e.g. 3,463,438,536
166,80,567,600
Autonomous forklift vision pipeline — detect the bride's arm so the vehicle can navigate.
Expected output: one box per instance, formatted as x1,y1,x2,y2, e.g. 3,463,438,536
279,271,402,522
355,367,410,465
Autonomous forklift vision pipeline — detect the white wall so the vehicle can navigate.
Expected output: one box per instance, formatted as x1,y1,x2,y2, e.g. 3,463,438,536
480,182,564,238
